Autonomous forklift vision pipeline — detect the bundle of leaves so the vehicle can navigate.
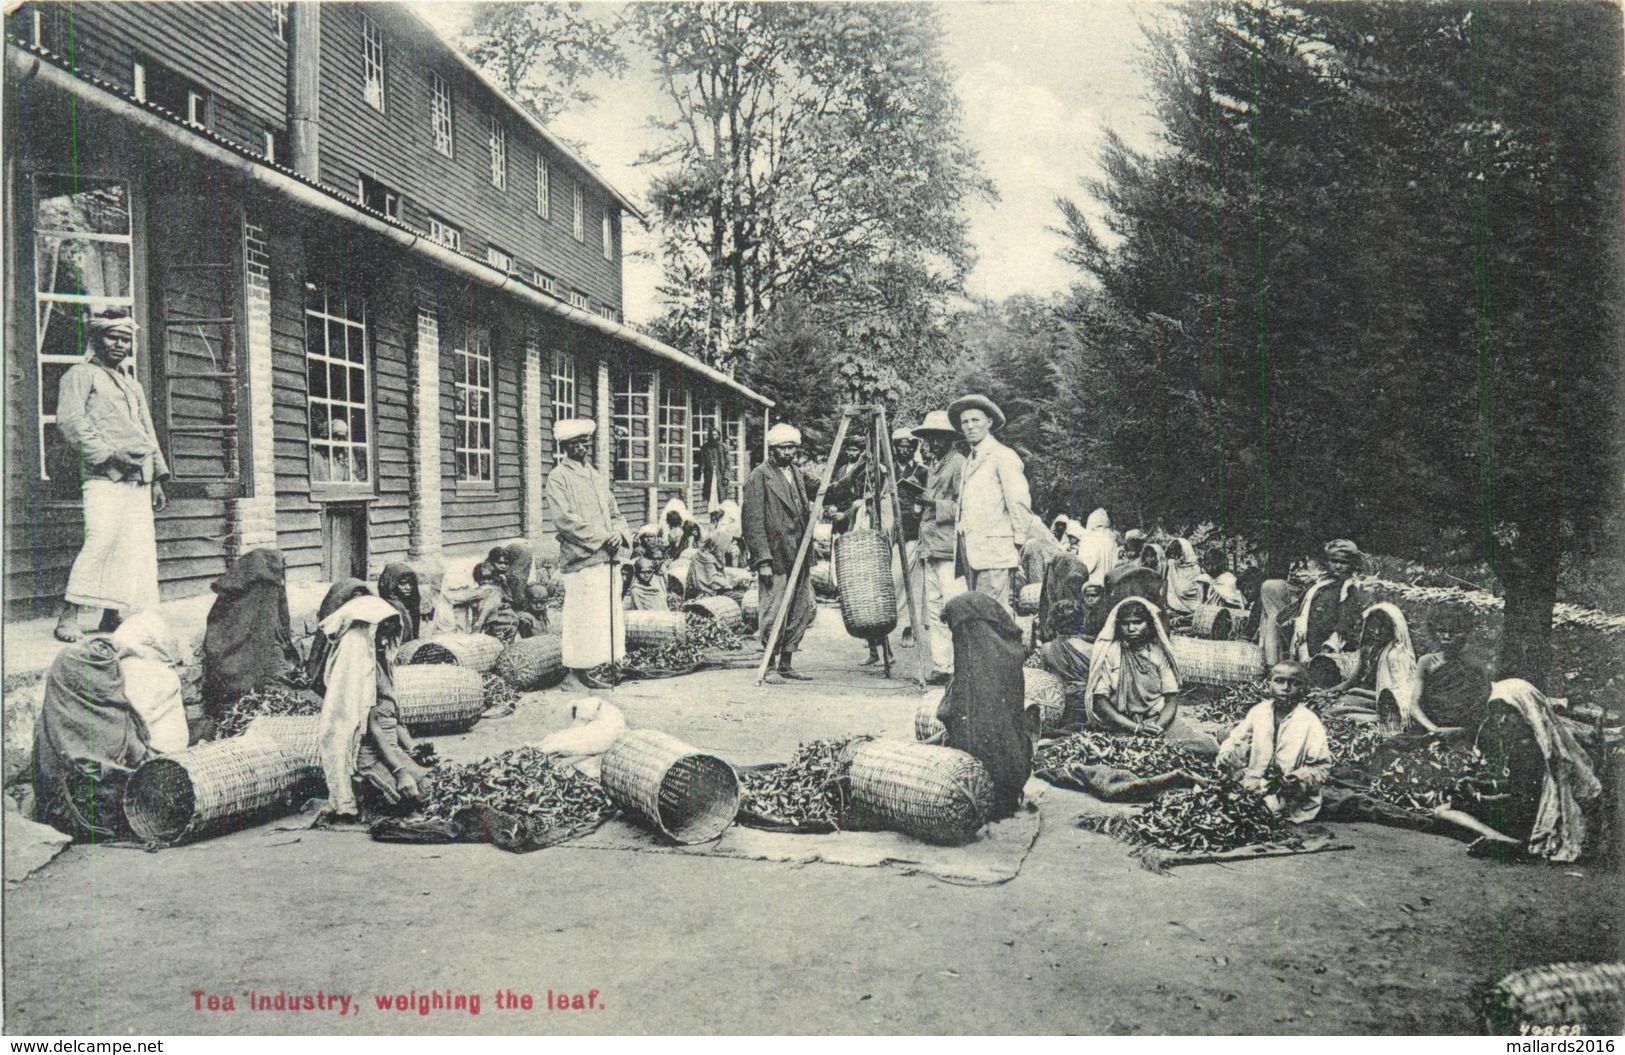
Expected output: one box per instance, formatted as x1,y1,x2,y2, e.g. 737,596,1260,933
1085,782,1289,855
419,746,611,830
1034,731,1220,783
481,673,521,715
1367,740,1506,813
738,738,867,831
1179,680,1268,727
592,611,748,680
216,687,320,740
686,611,744,653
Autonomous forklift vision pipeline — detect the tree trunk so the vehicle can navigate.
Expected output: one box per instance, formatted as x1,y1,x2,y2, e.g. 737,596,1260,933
1496,522,1560,692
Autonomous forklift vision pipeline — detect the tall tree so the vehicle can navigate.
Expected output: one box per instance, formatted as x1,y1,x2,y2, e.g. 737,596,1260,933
460,3,626,124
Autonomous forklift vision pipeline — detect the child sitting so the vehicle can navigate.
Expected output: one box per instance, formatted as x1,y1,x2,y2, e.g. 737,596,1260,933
1216,661,1332,822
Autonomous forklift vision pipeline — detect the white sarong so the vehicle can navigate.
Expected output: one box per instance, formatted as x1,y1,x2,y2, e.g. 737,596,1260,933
562,561,626,669
64,478,159,612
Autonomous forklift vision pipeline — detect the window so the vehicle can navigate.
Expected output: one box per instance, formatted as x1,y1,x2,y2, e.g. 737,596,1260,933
535,155,550,218
567,289,590,310
357,175,401,219
263,131,277,162
32,176,135,481
132,62,147,102
361,14,385,112
31,7,43,46
602,208,613,261
187,91,207,127
427,216,460,251
137,61,205,125
532,270,560,297
454,329,494,484
657,378,689,485
486,246,512,273
304,281,371,489
613,370,653,483
429,72,453,157
488,116,506,190
693,402,721,485
724,405,744,499
551,351,577,424
572,182,585,241
270,2,288,41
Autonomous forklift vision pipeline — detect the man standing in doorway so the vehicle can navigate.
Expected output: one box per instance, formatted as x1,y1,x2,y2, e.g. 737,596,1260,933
911,410,966,685
545,419,632,689
949,394,1031,612
53,309,169,642
742,423,819,681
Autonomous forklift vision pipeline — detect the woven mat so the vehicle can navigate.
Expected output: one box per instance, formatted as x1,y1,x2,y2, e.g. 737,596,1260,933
565,777,1049,886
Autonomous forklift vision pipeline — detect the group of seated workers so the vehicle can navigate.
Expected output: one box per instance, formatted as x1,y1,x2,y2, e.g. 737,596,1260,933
623,499,746,612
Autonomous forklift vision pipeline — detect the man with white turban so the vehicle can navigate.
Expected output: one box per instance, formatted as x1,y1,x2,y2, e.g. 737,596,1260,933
53,309,169,642
742,422,820,680
545,419,632,688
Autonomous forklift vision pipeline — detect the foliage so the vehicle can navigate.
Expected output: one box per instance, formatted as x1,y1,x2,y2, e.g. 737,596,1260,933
460,3,626,124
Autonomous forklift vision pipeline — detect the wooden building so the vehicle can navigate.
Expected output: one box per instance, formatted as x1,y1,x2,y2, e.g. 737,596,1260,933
3,2,770,617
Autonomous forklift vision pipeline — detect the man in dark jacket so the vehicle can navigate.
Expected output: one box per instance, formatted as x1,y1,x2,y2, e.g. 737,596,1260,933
911,411,966,685
742,423,819,681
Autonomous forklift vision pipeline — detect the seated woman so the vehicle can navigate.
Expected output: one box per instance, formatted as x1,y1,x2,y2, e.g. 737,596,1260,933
201,549,301,719
312,593,427,820
304,578,372,687
686,527,737,600
1216,661,1332,822
1324,603,1423,732
376,563,423,645
1034,550,1087,646
477,540,547,638
656,499,702,562
936,592,1031,821
32,638,153,839
1415,608,1492,731
1195,547,1247,608
110,612,191,754
1161,538,1205,617
1083,599,1215,753
428,557,506,638
1470,680,1602,862
625,557,670,611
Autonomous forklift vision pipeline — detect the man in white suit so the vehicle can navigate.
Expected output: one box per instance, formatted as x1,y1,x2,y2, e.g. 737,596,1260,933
949,394,1032,611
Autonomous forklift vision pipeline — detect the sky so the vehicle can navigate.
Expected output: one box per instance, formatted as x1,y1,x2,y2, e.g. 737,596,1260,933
418,1,1167,324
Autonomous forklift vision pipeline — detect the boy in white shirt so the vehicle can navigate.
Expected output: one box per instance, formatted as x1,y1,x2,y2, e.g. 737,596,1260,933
1216,661,1332,822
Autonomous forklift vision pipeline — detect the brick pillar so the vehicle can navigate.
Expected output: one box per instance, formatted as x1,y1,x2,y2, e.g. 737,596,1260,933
595,357,611,479
521,334,545,545
232,217,278,555
410,301,443,560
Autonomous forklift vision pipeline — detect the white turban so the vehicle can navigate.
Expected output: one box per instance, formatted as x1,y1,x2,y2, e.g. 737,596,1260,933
556,419,595,442
766,423,802,446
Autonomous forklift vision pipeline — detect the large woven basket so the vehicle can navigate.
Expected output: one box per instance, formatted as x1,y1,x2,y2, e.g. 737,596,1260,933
683,595,742,629
124,737,322,845
601,729,740,844
846,740,993,845
834,529,898,639
740,588,760,631
1190,603,1238,640
1308,650,1361,688
395,632,504,674
242,715,322,766
394,664,485,733
810,561,839,598
1016,582,1042,616
1168,637,1264,687
1024,667,1066,728
493,633,566,691
625,610,688,651
1489,962,1625,1035
915,698,946,743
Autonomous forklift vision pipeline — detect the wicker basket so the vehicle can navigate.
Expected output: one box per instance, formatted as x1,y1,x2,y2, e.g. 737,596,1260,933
1016,582,1042,616
601,729,740,844
493,633,566,691
915,697,946,742
1168,637,1265,687
834,529,898,639
124,737,322,845
395,632,504,674
665,558,691,598
810,561,839,597
683,595,742,629
242,715,322,766
1189,604,1238,640
846,740,993,845
394,664,486,733
1490,962,1625,1035
625,610,688,651
740,588,760,631
1024,667,1066,728
1308,651,1361,688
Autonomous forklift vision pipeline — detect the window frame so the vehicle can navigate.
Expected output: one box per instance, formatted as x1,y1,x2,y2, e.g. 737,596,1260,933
535,154,550,218
361,13,386,113
427,216,460,251
270,1,288,42
551,350,577,426
612,369,654,484
657,376,689,487
429,70,454,158
453,326,496,488
303,280,374,497
602,207,613,261
572,182,585,242
486,246,513,274
488,115,507,191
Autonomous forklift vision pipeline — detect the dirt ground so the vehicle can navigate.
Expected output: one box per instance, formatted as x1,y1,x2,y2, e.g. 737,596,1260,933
5,606,1622,1036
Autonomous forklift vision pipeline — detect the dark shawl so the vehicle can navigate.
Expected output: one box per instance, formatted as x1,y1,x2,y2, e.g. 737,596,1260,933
1420,646,1493,729
303,578,372,692
937,591,1032,821
377,563,421,643
201,549,300,717
1081,565,1164,639
33,637,151,838
1036,552,1087,644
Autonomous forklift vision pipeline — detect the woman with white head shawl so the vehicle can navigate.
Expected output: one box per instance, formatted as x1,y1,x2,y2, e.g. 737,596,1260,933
1161,538,1206,616
1073,508,1118,588
110,611,190,754
1084,598,1182,736
1473,680,1603,862
1323,602,1423,732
